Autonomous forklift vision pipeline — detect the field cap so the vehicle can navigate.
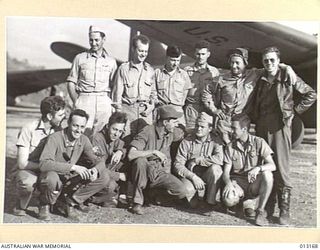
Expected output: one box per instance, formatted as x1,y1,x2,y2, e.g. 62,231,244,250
228,48,248,65
89,25,105,36
166,45,182,58
158,105,183,120
197,112,213,125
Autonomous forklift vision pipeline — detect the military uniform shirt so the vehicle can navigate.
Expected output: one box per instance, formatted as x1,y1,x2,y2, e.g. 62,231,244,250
224,134,273,176
184,63,219,104
155,67,192,106
67,49,117,93
112,61,156,107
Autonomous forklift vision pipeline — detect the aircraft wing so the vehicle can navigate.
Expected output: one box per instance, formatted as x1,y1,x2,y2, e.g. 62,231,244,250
7,68,70,98
119,20,317,134
119,20,317,71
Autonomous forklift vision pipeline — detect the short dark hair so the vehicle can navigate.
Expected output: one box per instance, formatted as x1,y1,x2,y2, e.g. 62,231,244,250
262,46,281,59
68,109,89,124
108,112,128,127
40,96,65,118
231,113,251,130
132,34,150,49
194,40,211,50
166,45,182,58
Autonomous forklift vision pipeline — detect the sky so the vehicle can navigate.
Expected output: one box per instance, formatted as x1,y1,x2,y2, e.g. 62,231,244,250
6,17,319,70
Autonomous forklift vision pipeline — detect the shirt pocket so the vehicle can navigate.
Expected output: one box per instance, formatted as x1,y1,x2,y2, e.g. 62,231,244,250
79,62,95,82
98,63,112,82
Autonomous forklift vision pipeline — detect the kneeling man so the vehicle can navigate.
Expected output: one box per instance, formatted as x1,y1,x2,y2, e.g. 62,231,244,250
174,112,223,208
38,109,110,220
222,113,275,226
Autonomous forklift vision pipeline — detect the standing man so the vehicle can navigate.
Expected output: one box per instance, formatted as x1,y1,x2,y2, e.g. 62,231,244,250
202,48,262,144
222,113,276,226
184,40,219,132
202,48,295,145
174,112,223,208
13,96,66,216
127,105,188,215
67,25,117,135
92,112,128,205
251,46,316,225
38,109,110,221
155,45,192,126
112,34,156,139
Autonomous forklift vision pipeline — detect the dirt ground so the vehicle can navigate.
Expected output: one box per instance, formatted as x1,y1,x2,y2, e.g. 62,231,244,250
3,108,317,227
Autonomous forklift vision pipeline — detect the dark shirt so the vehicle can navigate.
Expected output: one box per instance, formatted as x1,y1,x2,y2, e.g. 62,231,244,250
130,124,184,173
39,128,104,174
92,129,126,180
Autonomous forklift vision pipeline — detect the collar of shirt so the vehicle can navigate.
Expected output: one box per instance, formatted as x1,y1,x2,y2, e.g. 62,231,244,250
162,66,181,75
62,128,82,148
129,61,148,71
36,118,54,135
87,48,108,58
260,68,282,84
192,63,214,72
193,133,212,144
224,70,249,81
233,134,254,153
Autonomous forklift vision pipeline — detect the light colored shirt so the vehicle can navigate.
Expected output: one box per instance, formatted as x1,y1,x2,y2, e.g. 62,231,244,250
224,134,273,175
155,67,192,106
184,63,219,105
67,49,117,93
174,133,223,179
112,61,156,107
16,118,57,162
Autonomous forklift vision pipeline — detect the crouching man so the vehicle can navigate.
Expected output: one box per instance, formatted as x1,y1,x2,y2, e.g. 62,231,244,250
222,113,275,226
173,112,223,208
38,109,110,221
91,112,128,206
127,105,188,215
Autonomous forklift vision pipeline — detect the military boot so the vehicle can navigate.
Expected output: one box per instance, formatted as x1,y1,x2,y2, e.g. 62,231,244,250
278,187,291,226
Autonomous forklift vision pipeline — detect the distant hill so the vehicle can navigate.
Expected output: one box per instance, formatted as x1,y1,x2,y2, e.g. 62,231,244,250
7,53,45,72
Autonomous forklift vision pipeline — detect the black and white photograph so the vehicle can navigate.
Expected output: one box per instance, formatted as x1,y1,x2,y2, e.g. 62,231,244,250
4,16,317,228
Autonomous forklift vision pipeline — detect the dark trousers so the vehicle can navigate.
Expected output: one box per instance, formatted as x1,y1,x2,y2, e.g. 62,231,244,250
131,157,187,205
39,169,110,205
256,120,292,189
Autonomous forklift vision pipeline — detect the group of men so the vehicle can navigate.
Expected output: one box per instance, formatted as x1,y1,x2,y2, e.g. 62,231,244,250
12,25,316,226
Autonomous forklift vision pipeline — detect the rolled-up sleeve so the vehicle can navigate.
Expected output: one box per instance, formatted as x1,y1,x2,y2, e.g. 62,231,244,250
111,66,125,109
66,54,80,84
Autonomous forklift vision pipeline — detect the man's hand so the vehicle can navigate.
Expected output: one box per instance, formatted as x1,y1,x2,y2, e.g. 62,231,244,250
248,166,260,183
152,150,167,163
223,182,236,198
71,165,91,180
89,167,98,182
214,109,226,120
194,156,205,166
111,150,123,166
192,175,205,190
119,172,126,182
